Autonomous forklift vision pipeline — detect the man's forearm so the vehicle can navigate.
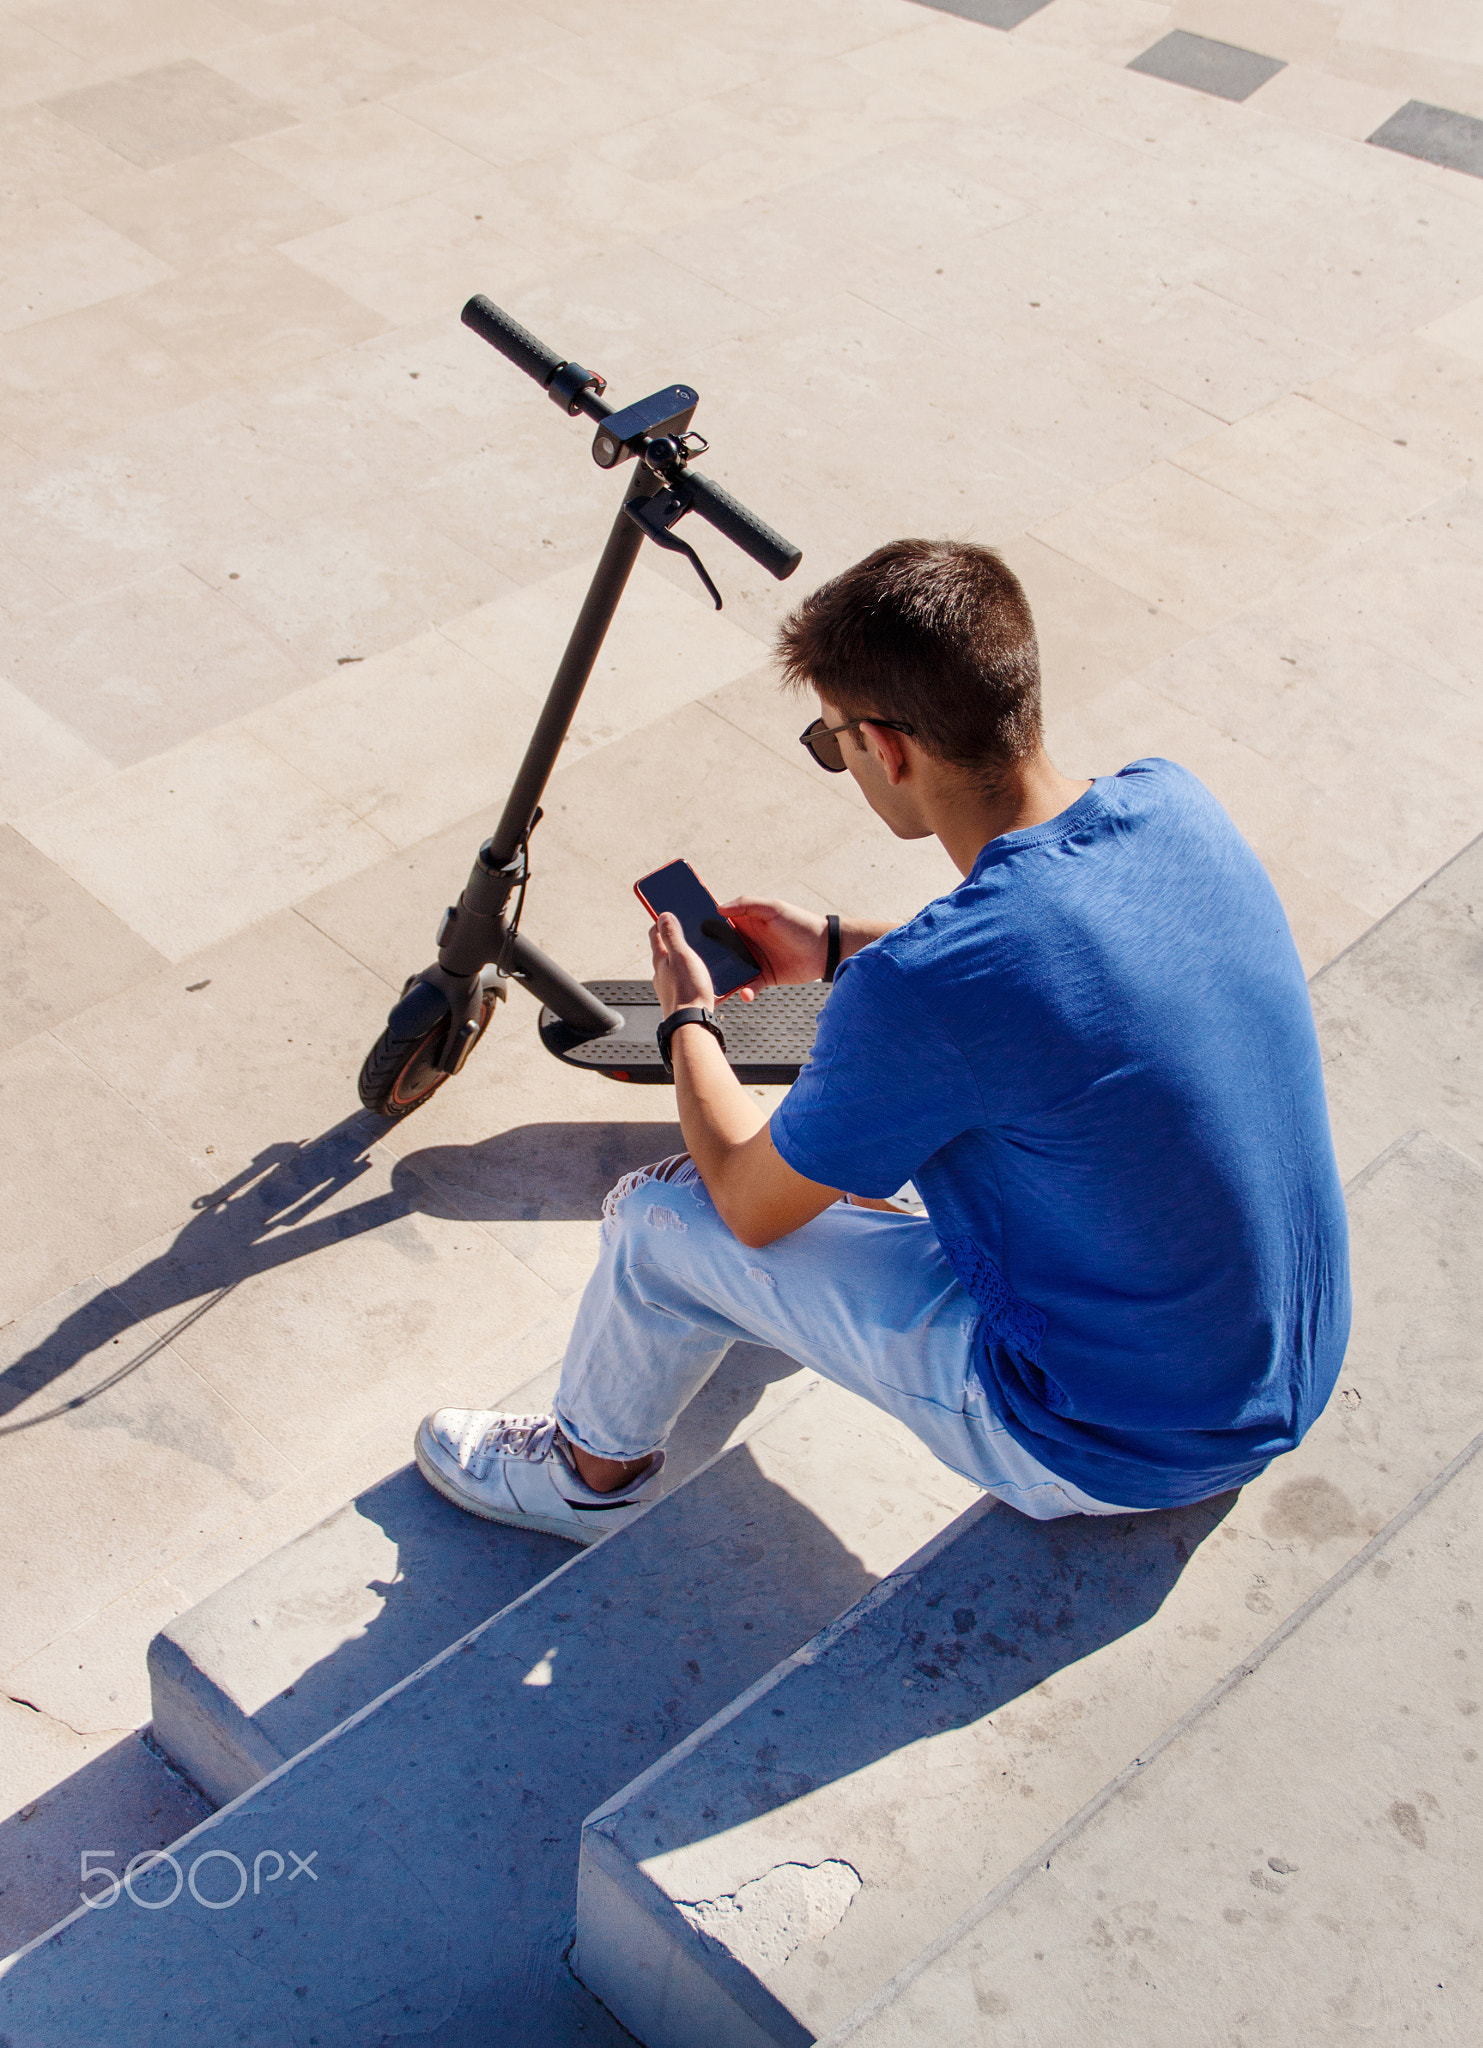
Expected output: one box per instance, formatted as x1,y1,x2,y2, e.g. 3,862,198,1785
669,1025,769,1229
668,1024,839,1248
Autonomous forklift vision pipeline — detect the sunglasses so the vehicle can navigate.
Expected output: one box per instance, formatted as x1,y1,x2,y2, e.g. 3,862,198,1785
798,714,916,773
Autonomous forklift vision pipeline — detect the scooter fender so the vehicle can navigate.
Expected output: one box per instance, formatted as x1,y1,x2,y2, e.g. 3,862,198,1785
386,976,452,1040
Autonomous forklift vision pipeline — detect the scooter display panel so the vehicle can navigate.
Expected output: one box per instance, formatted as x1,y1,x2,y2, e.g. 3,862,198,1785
538,981,828,1084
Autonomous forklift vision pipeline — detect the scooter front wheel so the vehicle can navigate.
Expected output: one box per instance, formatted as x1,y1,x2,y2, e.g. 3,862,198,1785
358,984,501,1122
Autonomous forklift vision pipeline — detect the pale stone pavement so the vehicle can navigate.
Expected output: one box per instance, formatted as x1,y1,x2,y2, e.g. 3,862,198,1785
0,0,1480,1958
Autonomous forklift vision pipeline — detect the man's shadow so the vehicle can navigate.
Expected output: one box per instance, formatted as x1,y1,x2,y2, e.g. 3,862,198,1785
0,1116,685,1431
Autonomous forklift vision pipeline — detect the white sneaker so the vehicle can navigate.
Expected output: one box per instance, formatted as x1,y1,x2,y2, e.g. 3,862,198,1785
414,1408,664,1544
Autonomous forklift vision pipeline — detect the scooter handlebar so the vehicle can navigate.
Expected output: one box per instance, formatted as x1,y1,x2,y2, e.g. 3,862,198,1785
462,292,802,582
461,294,565,388
682,470,802,583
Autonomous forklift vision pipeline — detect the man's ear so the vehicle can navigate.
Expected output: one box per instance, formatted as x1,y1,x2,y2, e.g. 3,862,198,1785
858,720,910,786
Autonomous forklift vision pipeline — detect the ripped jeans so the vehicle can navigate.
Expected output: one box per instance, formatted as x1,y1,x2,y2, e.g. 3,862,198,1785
553,1157,1134,1522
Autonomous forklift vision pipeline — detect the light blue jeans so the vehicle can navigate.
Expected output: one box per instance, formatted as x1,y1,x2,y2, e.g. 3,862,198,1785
554,1157,1135,1522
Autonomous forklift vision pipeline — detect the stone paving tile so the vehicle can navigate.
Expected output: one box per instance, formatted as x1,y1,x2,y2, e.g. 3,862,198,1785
651,152,1027,325
1171,0,1338,67
240,630,541,850
844,9,1077,115
0,827,164,1056
497,243,768,392
1029,461,1327,630
119,245,389,383
0,104,133,205
73,143,341,267
1090,282,1346,426
0,681,110,826
1170,392,1464,544
911,0,1056,26
0,1035,210,1326
1199,184,1483,360
209,18,436,118
52,910,392,1178
184,361,456,526
1140,595,1483,794
1248,59,1404,138
0,1276,294,1667
0,302,213,458
1018,0,1171,68
236,100,491,216
0,564,310,764
788,823,964,934
278,184,543,330
0,545,67,621
1128,29,1287,103
17,727,391,960
1422,291,1483,362
0,197,171,335
1369,98,1483,179
340,0,588,77
1306,333,1483,474
387,54,735,174
26,0,258,72
0,442,217,605
1330,38,1483,123
0,19,90,111
1289,533,1483,710
45,60,295,172
183,496,514,674
701,664,876,804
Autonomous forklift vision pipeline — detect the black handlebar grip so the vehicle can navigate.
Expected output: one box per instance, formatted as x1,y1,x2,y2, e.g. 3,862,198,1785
683,471,802,582
461,295,565,388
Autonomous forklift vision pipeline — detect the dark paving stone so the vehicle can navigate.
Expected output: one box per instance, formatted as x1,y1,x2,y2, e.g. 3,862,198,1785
1368,100,1483,180
909,0,1056,29
1127,29,1286,103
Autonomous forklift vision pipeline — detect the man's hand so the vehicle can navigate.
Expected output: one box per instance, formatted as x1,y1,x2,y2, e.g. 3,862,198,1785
718,897,828,988
649,912,717,1018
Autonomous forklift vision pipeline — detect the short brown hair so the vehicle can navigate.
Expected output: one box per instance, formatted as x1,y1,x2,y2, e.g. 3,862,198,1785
776,539,1041,776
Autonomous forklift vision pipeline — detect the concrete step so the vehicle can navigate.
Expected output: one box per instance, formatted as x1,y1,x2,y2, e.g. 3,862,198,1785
573,1128,1483,2045
823,1406,1483,2044
148,1342,815,1807
0,1375,981,2044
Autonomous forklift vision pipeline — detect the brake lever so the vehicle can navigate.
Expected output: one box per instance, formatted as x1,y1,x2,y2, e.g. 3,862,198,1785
623,487,723,610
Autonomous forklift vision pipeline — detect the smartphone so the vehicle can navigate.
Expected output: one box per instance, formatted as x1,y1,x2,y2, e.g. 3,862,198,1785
635,860,762,999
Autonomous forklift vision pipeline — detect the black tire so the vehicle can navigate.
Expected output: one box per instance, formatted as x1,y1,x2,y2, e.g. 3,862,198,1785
358,986,501,1122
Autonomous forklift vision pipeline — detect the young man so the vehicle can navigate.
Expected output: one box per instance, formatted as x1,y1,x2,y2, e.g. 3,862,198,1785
415,540,1351,1538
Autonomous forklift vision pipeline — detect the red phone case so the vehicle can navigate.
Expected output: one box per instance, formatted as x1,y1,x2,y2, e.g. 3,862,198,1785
634,862,756,994
632,861,731,928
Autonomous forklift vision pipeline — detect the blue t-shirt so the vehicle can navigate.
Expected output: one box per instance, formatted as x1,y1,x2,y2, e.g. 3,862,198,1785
770,759,1351,1510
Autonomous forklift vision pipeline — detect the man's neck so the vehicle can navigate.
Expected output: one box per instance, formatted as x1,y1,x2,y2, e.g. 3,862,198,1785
933,751,1093,877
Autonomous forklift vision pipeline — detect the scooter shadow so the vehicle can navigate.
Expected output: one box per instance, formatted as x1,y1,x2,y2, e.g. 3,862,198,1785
393,1118,687,1223
0,1114,685,1427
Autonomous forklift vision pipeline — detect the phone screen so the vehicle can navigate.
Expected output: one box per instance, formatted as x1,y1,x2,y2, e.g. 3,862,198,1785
635,860,761,999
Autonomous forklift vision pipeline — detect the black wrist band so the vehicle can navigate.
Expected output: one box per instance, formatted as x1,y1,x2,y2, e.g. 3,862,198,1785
824,913,841,984
656,1005,726,1071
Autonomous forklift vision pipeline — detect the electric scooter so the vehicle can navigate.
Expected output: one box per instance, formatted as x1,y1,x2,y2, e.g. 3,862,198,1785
357,294,828,1123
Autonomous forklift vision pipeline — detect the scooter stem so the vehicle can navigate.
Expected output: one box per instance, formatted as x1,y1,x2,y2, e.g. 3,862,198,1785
487,483,650,866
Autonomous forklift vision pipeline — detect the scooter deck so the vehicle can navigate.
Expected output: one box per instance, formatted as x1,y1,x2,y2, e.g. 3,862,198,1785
538,980,827,1084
